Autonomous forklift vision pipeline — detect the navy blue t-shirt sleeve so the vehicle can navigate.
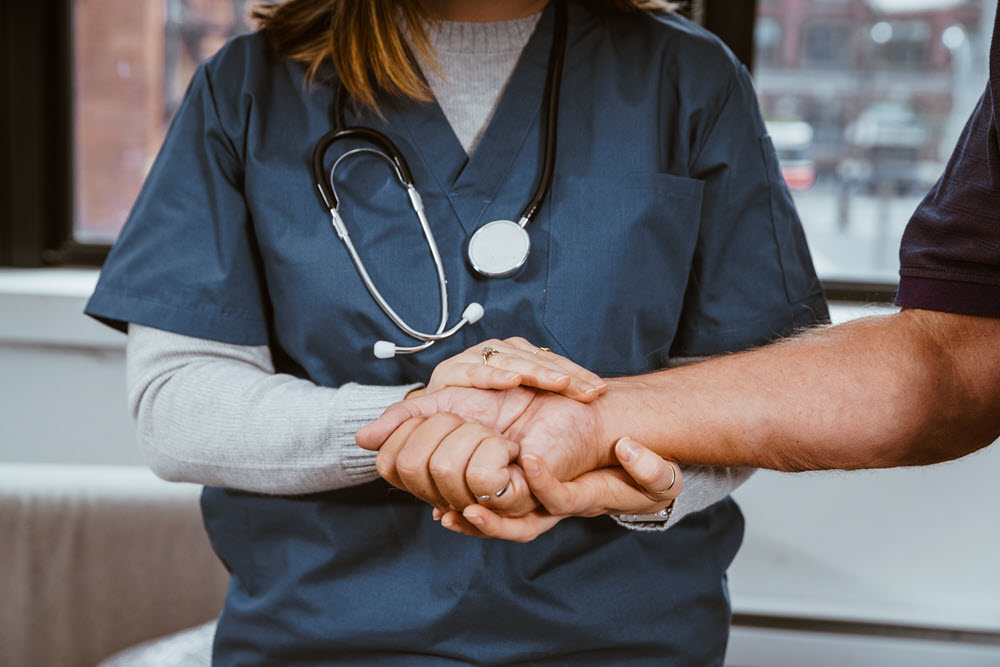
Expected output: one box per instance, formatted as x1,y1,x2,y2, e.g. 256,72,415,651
895,82,1000,318
897,5,1000,318
670,64,829,358
85,62,270,345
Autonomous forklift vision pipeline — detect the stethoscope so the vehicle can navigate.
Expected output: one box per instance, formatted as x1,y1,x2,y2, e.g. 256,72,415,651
311,0,567,358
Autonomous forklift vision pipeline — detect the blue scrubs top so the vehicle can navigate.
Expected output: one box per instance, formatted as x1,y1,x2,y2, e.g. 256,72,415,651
87,3,828,665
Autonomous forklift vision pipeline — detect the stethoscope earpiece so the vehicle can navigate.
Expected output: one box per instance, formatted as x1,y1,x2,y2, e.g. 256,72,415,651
372,301,484,359
461,302,485,325
373,340,397,359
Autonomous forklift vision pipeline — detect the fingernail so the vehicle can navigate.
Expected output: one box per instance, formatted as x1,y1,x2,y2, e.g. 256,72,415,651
523,456,541,477
617,437,638,463
441,516,453,528
548,371,569,382
581,382,601,394
467,514,484,527
502,371,520,382
432,509,442,521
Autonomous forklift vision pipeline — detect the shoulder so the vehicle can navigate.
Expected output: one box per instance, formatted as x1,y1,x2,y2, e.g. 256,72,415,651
572,3,744,117
600,7,742,86
199,30,291,93
190,31,309,151
644,11,741,71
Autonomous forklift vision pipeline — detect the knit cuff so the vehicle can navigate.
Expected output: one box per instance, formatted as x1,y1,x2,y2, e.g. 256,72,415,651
332,382,424,484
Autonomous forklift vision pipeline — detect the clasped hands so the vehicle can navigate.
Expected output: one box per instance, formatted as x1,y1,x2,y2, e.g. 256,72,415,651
356,338,682,542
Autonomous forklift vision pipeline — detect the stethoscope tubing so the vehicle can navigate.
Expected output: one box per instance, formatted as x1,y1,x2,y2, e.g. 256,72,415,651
328,195,455,343
517,0,566,225
311,0,567,356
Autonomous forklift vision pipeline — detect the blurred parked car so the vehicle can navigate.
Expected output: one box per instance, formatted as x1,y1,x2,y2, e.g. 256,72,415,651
766,120,817,191
839,102,942,195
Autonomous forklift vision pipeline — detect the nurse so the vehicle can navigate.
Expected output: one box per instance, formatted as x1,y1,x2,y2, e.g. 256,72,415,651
87,0,827,664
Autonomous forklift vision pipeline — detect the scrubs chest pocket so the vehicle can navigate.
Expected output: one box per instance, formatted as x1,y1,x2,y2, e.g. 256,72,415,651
543,172,704,375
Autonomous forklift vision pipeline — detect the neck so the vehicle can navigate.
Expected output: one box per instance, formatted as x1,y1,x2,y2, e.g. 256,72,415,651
419,0,549,22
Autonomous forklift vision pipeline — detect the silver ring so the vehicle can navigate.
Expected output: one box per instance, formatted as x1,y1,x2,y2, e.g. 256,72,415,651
481,346,500,365
474,482,510,501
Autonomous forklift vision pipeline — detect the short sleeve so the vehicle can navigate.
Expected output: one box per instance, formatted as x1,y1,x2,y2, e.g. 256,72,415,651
85,63,269,345
895,82,1000,318
671,65,829,357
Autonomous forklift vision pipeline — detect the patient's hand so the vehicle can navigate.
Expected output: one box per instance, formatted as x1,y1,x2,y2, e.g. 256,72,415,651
439,437,683,542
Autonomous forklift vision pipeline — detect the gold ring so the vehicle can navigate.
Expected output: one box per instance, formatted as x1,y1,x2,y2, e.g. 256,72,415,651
655,464,677,495
533,347,551,356
481,346,500,365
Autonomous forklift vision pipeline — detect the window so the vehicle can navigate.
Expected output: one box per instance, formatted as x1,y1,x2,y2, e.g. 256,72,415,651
74,0,256,244
755,0,996,290
755,17,784,67
801,21,854,67
867,20,932,69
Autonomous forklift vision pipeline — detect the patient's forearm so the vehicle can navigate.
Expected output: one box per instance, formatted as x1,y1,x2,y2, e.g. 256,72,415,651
599,309,1000,472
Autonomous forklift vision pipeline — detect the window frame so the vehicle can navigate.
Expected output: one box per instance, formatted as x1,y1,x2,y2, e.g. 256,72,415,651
1,0,900,302
1,0,95,267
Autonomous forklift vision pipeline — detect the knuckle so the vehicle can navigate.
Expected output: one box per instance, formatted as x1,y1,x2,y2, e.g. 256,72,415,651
394,452,424,479
482,435,510,449
403,415,428,429
505,336,528,346
465,465,497,491
429,412,463,428
375,451,394,478
428,453,457,479
484,436,516,460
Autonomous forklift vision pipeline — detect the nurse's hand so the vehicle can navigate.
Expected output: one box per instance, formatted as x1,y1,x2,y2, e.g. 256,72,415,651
358,386,611,515
421,338,607,402
436,437,683,542
371,412,538,517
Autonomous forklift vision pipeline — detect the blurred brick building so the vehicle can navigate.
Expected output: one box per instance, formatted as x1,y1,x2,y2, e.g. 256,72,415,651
75,0,250,240
754,0,991,176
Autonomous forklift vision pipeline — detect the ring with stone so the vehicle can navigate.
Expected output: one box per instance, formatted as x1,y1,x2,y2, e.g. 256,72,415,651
481,346,500,365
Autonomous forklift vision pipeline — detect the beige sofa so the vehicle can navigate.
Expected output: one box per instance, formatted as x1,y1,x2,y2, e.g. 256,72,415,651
0,463,228,667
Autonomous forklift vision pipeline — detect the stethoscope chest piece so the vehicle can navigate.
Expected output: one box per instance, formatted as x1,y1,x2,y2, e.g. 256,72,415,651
467,219,531,278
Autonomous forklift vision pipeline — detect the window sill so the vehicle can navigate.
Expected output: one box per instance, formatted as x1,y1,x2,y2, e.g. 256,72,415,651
0,268,899,350
0,268,122,349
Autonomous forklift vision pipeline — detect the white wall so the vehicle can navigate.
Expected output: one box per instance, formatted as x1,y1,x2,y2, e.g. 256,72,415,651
2,269,998,665
0,270,140,465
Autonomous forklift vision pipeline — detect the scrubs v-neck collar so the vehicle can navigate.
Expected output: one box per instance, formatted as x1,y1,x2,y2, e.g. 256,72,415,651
382,1,558,234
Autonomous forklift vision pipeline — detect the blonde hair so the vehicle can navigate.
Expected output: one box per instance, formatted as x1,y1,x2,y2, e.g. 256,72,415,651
252,0,677,113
